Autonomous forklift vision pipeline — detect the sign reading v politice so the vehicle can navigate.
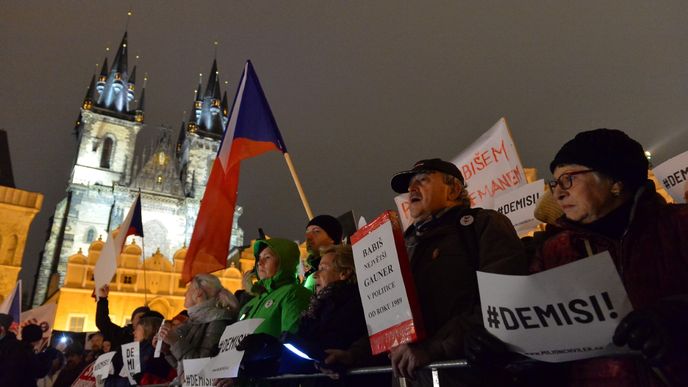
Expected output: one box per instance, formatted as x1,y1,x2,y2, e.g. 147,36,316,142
451,117,527,209
351,211,424,354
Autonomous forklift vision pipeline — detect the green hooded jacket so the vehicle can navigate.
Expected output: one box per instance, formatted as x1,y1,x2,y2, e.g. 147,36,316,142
239,238,312,337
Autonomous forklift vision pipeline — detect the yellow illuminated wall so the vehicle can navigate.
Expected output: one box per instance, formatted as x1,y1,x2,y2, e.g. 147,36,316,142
0,186,42,304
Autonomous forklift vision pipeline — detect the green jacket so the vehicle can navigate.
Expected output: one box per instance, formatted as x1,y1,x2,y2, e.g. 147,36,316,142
239,238,312,337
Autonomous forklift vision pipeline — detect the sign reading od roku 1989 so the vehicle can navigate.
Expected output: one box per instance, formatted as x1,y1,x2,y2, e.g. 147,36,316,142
352,211,420,354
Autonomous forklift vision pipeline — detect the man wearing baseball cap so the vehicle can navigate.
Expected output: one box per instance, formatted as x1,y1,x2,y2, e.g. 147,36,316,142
388,158,527,385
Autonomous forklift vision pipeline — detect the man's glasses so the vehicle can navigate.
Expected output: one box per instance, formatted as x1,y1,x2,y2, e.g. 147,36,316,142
547,170,595,192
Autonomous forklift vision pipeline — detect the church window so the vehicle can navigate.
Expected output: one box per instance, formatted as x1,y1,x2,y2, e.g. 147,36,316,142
68,315,86,332
158,152,166,166
157,175,163,184
123,274,136,284
100,137,114,169
85,228,96,243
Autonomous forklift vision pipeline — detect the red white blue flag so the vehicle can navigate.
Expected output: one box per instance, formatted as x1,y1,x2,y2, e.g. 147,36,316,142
94,194,144,291
183,61,287,283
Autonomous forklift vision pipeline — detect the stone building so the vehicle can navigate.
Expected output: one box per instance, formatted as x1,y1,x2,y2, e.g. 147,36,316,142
33,31,245,318
50,239,256,331
0,186,42,304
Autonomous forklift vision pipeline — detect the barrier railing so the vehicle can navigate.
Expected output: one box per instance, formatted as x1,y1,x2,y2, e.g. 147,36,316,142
140,359,470,387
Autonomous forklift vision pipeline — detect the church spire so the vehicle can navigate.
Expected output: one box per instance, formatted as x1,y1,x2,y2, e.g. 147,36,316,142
111,32,129,75
82,74,96,111
94,31,138,118
96,57,108,93
190,59,226,138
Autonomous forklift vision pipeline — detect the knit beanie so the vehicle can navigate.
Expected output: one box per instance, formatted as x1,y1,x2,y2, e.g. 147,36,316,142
306,215,343,245
550,129,648,192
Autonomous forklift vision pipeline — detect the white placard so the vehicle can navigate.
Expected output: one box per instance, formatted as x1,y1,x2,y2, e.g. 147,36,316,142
652,150,688,204
477,251,634,362
352,212,420,354
202,318,264,379
92,351,117,379
451,117,526,208
393,193,413,231
19,302,57,351
154,320,165,358
182,358,213,387
493,179,545,236
120,342,141,375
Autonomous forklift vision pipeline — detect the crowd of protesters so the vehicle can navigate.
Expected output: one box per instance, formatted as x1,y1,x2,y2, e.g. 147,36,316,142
1,128,687,387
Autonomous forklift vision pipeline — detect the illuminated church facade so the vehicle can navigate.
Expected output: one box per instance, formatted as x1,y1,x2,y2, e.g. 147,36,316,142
32,32,247,329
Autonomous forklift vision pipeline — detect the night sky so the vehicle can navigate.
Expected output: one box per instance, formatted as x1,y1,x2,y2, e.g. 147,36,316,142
3,2,688,301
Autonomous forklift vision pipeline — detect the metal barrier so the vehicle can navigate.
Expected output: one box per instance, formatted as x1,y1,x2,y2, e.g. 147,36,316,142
139,359,470,387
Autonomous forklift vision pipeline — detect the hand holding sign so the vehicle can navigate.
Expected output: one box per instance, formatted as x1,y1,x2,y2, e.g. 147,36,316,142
477,252,633,363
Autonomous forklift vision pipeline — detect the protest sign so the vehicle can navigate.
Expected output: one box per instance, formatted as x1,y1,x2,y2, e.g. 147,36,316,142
154,320,165,358
451,117,526,208
121,341,141,376
202,318,263,379
652,150,688,204
92,351,117,379
393,193,413,231
493,179,545,236
19,302,56,351
477,251,633,362
72,361,99,387
183,358,213,387
351,211,424,354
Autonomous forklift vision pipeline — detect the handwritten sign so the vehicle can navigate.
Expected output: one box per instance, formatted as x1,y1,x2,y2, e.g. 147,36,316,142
202,318,263,378
120,341,141,376
451,117,526,208
652,150,688,204
72,361,98,387
477,252,633,362
351,211,424,354
92,351,116,379
393,193,413,231
182,358,213,387
493,179,545,236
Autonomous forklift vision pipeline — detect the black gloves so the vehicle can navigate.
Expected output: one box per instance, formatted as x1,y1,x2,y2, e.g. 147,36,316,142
612,299,688,366
237,333,281,361
464,326,513,369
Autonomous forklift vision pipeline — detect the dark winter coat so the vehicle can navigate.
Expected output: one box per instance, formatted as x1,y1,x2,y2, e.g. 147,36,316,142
404,205,528,386
531,183,688,386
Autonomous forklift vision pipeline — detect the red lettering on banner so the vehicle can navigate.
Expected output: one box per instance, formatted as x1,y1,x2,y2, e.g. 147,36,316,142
460,140,512,182
468,166,523,205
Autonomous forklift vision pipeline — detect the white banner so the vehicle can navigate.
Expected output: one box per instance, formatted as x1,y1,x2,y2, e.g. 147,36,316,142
451,117,526,209
183,358,213,387
19,302,57,351
92,351,116,379
477,252,634,362
493,179,545,236
202,318,263,379
154,320,165,358
393,193,413,231
652,150,688,204
120,341,141,376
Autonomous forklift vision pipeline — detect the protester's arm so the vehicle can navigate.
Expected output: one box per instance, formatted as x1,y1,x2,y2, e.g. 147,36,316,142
95,285,128,345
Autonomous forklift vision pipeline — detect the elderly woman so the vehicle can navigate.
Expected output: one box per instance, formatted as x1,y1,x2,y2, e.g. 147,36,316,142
158,273,239,377
467,129,688,386
281,244,388,386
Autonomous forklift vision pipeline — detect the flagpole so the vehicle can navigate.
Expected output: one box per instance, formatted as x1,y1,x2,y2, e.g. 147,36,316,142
137,190,149,306
283,153,314,220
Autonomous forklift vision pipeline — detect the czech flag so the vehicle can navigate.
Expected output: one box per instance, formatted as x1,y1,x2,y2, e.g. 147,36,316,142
183,61,287,283
0,280,21,333
94,194,144,291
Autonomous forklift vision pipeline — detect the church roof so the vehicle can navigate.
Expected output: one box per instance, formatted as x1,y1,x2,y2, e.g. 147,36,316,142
130,129,185,197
